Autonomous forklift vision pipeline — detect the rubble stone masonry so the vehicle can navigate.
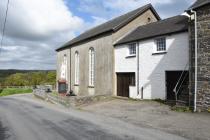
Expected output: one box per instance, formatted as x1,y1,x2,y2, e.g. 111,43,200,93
189,4,210,112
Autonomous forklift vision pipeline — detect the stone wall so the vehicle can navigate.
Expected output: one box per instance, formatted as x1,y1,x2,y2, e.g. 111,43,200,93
189,4,210,112
33,91,112,108
189,16,195,108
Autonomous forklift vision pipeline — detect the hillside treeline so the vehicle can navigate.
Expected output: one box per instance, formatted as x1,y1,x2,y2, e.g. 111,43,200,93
0,71,56,86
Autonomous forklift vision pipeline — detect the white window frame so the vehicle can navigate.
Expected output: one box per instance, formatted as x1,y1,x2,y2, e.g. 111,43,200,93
74,51,79,85
89,48,95,87
127,43,137,57
154,37,167,53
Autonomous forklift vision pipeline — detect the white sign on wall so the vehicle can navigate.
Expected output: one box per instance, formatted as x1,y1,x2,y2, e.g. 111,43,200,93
60,55,68,81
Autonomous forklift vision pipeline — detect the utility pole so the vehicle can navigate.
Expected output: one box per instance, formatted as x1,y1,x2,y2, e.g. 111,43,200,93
0,0,10,56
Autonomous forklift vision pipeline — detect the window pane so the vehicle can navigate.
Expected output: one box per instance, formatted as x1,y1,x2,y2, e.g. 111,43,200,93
89,48,95,86
156,38,166,52
129,43,136,55
75,52,79,84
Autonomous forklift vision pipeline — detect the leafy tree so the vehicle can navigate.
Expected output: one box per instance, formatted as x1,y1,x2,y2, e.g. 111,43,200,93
3,71,56,86
46,71,56,85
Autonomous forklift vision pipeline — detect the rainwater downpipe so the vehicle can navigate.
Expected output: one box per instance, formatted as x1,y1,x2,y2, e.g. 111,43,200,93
137,43,139,96
191,10,198,112
69,48,72,92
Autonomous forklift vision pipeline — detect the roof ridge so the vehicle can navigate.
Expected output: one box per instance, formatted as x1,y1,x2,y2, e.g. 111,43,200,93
76,4,152,36
137,15,186,28
113,4,152,30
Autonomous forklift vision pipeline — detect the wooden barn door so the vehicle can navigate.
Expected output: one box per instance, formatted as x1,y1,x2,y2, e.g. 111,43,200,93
117,73,135,97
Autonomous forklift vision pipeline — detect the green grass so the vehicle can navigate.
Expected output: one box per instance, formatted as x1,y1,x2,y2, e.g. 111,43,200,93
50,91,59,97
171,106,192,112
0,88,33,97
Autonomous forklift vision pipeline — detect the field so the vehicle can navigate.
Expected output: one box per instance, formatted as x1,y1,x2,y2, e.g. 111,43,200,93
0,88,33,97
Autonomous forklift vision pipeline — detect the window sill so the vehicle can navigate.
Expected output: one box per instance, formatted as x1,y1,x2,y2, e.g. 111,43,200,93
152,51,167,55
126,55,136,58
88,86,95,88
74,84,79,86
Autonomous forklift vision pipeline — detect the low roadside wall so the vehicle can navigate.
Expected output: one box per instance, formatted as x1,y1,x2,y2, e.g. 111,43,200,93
33,89,112,107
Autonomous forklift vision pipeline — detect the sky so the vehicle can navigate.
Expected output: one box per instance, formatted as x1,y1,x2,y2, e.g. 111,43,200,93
0,0,196,70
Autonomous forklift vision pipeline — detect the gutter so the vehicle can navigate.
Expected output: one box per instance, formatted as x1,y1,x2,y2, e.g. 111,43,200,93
191,10,198,112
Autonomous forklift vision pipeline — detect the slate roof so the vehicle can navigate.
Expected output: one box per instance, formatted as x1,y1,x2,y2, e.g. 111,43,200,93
56,4,160,51
115,15,188,46
188,0,210,10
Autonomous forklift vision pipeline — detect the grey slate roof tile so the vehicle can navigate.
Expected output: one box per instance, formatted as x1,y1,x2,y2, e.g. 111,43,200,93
56,4,160,51
115,15,188,46
188,0,210,10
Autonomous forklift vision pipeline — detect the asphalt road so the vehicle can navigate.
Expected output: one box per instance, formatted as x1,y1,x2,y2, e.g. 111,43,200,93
0,94,188,140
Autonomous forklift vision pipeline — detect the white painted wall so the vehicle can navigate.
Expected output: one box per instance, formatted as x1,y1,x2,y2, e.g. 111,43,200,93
115,45,138,98
115,32,189,100
115,45,137,73
129,86,137,99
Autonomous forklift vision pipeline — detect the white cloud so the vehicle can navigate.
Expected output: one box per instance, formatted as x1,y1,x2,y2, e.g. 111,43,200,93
77,0,196,19
81,16,108,31
104,0,172,12
104,0,196,18
2,0,84,40
0,0,84,69
77,0,173,19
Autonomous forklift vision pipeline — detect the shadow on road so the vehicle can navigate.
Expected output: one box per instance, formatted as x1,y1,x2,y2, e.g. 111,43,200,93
0,120,10,140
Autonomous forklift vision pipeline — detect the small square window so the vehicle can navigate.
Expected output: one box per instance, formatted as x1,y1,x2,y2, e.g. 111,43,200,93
128,43,136,55
156,38,166,52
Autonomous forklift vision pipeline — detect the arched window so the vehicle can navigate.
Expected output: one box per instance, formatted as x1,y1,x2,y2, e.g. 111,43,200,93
89,48,95,86
75,51,79,85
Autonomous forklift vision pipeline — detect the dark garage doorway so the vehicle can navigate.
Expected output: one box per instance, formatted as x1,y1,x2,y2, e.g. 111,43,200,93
166,71,189,101
117,73,135,97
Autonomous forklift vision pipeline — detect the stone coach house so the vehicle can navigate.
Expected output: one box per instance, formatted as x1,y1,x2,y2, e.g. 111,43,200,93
56,0,210,112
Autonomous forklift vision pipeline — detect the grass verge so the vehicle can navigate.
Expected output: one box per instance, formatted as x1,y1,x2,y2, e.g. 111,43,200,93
0,88,33,97
171,106,192,112
51,91,59,97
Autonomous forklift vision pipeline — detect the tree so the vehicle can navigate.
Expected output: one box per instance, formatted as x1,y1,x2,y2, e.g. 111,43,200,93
5,73,26,86
3,71,56,86
46,71,56,85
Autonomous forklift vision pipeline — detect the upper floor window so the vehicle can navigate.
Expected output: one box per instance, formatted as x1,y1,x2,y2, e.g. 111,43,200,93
89,48,95,87
128,43,136,56
75,51,79,85
156,37,166,52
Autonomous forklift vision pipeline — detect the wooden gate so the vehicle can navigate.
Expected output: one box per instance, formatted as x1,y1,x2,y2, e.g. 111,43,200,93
117,73,135,97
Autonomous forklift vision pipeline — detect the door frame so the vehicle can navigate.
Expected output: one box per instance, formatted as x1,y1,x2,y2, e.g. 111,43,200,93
116,72,135,98
165,70,189,101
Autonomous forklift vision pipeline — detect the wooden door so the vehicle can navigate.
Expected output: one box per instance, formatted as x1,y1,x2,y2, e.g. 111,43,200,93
117,73,135,97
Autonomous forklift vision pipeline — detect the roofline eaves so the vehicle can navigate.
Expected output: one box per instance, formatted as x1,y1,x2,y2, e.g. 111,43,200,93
114,30,188,46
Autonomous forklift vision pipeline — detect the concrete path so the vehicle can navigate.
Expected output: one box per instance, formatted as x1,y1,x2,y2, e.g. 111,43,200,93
0,94,187,140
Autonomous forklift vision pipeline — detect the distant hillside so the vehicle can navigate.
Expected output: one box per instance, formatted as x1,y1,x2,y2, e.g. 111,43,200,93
0,69,56,85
